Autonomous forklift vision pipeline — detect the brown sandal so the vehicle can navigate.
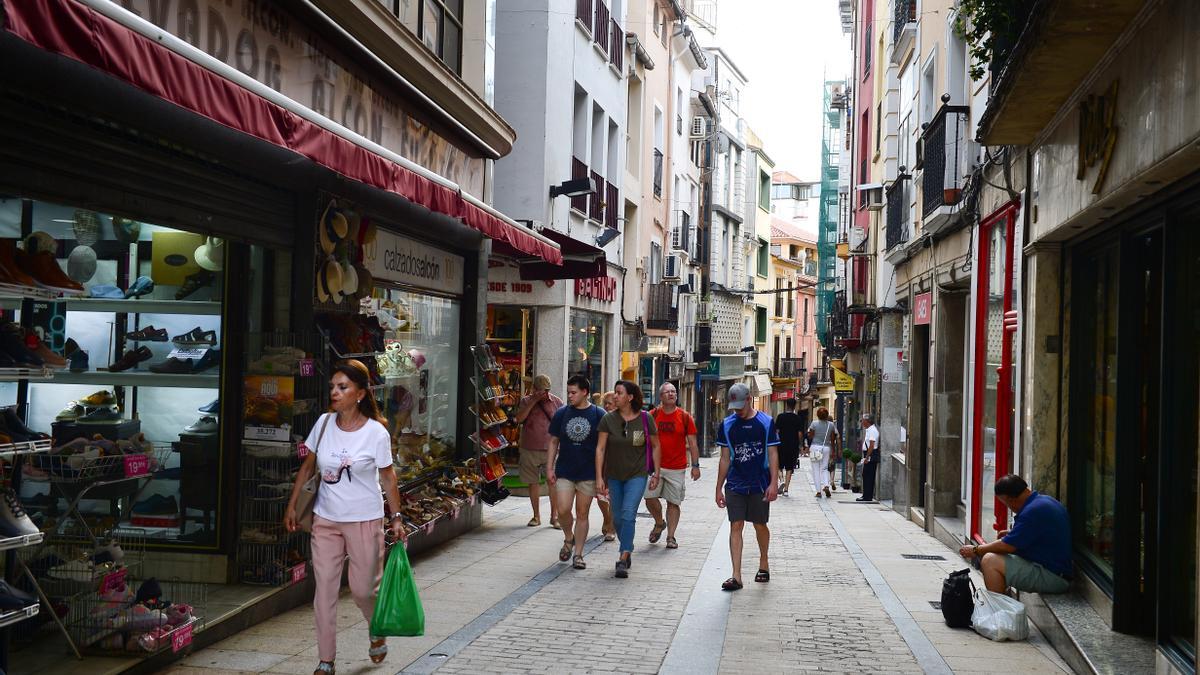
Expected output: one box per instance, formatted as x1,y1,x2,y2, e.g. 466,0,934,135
666,536,678,549
559,539,574,562
648,521,666,543
369,636,387,663
314,661,335,674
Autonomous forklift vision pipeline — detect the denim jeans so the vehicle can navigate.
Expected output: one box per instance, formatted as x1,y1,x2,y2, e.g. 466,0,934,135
606,474,648,554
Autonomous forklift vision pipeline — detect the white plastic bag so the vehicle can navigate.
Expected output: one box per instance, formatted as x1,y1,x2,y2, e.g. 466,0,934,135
971,590,1029,641
810,449,824,462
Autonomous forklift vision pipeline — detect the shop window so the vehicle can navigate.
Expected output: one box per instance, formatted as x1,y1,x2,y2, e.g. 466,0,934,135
0,197,229,549
569,310,607,392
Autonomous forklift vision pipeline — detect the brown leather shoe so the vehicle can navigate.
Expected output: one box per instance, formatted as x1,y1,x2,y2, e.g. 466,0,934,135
0,240,38,287
25,332,66,369
17,249,84,293
108,346,153,372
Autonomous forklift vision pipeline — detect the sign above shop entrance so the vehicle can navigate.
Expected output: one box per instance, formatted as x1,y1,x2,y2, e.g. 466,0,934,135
913,292,931,325
364,228,464,295
1078,80,1119,195
574,275,616,303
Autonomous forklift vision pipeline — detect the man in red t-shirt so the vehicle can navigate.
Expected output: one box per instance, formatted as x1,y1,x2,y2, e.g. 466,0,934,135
644,382,700,548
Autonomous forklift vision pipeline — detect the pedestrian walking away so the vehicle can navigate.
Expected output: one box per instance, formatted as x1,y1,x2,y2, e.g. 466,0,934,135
644,382,700,549
805,407,838,499
714,383,779,591
958,474,1074,594
514,374,564,528
774,399,802,496
857,413,880,502
595,380,661,578
546,375,607,569
283,360,405,675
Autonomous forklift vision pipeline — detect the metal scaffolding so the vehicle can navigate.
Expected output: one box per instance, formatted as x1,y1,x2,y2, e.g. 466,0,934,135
816,80,844,349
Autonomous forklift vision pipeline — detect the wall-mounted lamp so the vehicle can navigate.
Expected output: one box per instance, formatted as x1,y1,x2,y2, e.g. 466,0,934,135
595,227,621,247
549,177,597,199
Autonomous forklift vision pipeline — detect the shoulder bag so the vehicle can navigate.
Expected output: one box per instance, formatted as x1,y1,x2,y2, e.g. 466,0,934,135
296,413,332,532
641,411,654,473
811,423,832,463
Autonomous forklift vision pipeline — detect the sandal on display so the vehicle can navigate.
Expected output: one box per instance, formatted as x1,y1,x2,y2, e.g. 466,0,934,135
176,269,214,300
721,578,743,591
754,569,770,583
368,636,387,664
108,346,153,372
172,326,217,346
125,326,168,342
558,539,574,562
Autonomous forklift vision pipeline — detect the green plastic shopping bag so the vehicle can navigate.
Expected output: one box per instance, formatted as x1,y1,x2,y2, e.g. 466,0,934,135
370,543,425,636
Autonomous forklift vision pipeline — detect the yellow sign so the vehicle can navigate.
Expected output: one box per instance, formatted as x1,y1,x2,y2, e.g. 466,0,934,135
833,368,854,392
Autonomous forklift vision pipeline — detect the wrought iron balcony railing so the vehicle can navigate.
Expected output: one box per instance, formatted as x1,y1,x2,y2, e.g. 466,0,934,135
921,104,971,219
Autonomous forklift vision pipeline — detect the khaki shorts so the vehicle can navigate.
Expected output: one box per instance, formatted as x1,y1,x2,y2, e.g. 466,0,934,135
554,478,595,497
643,468,687,505
1005,554,1071,594
518,448,548,485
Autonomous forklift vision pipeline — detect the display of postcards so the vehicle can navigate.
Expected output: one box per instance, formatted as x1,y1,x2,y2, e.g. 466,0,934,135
480,452,506,481
469,344,499,371
470,428,508,453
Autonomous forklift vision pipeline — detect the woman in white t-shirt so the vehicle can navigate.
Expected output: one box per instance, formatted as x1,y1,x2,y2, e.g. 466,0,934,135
285,360,404,675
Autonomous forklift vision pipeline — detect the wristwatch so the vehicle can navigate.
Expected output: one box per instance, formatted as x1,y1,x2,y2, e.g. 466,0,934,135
691,463,701,468
388,512,403,521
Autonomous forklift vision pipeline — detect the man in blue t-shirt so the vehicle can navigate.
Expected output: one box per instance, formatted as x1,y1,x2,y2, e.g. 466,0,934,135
547,375,606,569
958,474,1073,594
714,383,779,591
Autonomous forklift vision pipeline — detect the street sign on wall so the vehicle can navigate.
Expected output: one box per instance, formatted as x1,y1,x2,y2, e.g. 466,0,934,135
913,292,932,325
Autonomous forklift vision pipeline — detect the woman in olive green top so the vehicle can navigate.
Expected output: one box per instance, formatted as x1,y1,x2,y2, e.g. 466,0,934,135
595,380,661,578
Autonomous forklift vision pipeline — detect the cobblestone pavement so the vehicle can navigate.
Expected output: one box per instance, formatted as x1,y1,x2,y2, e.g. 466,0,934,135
174,457,1073,675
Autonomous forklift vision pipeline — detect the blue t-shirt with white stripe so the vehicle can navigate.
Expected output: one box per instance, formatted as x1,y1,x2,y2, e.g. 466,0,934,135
716,411,779,494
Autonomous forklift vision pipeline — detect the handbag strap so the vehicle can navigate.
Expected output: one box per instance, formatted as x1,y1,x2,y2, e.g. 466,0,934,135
312,413,331,459
819,421,832,448
642,411,653,473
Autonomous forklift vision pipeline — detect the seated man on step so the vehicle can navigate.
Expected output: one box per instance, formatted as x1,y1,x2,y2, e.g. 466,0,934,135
958,474,1073,594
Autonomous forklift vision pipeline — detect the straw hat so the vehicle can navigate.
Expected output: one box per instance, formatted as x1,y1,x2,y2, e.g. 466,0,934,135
111,216,141,244
318,202,349,255
324,258,344,303
72,210,100,246
315,266,330,303
340,259,359,297
24,231,56,255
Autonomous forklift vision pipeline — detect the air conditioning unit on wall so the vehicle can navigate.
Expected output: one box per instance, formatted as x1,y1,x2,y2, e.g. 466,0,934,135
690,116,709,139
664,253,682,281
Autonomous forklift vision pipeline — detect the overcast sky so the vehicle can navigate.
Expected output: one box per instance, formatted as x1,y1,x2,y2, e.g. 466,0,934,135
717,0,851,181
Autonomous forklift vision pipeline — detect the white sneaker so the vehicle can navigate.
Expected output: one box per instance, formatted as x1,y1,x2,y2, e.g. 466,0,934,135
0,489,39,537
184,416,218,434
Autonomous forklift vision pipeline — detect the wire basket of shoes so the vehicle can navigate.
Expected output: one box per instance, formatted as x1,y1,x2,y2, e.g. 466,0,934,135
64,575,206,654
37,438,170,484
18,526,145,599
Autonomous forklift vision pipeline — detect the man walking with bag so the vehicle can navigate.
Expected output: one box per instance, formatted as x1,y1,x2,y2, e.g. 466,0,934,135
644,382,700,549
715,383,779,591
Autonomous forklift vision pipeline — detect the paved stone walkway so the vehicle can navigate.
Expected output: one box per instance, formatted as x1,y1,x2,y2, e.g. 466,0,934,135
172,459,1074,674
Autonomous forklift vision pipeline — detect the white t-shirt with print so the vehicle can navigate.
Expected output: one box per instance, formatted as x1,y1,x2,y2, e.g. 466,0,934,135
305,414,393,522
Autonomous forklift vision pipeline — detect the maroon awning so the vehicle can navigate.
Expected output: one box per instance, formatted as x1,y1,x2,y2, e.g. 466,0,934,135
514,228,607,280
3,0,562,266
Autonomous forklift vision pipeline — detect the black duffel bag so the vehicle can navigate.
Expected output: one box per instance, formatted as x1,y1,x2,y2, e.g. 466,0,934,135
941,568,975,628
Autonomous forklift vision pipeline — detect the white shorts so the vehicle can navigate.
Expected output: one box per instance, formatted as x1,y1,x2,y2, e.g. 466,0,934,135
644,468,687,505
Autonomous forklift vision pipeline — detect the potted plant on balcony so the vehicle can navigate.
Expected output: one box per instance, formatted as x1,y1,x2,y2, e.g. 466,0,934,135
954,0,1036,81
943,187,962,205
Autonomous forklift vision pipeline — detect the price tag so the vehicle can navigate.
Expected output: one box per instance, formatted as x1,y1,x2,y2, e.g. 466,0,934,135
123,454,151,477
290,563,307,584
298,359,315,377
100,568,127,595
171,622,194,652
167,347,209,361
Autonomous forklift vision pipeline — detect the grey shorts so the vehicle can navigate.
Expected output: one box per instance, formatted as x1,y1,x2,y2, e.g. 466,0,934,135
725,488,770,524
1006,554,1071,594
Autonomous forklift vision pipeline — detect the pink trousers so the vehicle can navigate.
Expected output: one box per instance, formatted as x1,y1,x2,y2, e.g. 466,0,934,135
311,515,385,660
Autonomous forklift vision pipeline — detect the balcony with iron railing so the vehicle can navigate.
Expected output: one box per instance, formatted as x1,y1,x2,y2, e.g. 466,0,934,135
891,0,916,62
594,0,611,54
571,157,589,213
921,103,971,234
885,180,908,251
646,283,679,331
589,170,605,222
652,149,663,198
777,358,805,379
576,0,592,27
605,182,619,231
814,366,834,385
609,18,623,70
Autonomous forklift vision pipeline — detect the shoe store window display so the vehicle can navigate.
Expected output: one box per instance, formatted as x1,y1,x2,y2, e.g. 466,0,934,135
0,200,227,545
283,360,406,671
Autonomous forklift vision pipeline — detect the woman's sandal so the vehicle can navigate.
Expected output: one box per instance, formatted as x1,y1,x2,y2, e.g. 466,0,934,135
559,539,574,562
314,661,335,675
369,636,387,664
721,577,743,591
603,529,616,542
754,569,770,583
572,554,586,569
665,536,678,549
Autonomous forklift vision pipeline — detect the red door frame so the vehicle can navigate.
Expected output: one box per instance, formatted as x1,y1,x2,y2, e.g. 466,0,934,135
970,200,1019,543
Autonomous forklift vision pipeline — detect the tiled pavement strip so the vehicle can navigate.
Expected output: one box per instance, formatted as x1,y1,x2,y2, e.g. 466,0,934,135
172,458,1073,674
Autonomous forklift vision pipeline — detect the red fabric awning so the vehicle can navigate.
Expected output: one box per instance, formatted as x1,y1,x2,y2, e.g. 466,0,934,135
2,0,562,266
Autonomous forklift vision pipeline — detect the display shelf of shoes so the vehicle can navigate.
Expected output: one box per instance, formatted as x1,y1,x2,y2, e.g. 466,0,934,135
0,603,38,629
0,366,54,381
63,298,222,315
0,531,44,552
0,282,74,302
0,438,51,462
49,371,220,389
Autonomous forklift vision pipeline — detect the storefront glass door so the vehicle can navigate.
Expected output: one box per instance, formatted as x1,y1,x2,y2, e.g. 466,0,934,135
970,203,1017,543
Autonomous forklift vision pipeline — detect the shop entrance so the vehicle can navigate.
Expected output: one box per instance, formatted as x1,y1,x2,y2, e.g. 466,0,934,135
1069,211,1199,658
970,202,1018,544
485,306,535,464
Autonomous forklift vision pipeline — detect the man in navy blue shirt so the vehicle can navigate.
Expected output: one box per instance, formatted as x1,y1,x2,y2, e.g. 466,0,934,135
959,474,1072,593
714,383,779,591
547,375,607,569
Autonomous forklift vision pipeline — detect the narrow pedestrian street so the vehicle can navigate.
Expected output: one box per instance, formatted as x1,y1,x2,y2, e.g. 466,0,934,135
170,460,1070,675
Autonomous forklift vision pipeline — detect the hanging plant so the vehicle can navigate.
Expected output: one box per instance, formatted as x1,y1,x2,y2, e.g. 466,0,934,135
953,0,1033,81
